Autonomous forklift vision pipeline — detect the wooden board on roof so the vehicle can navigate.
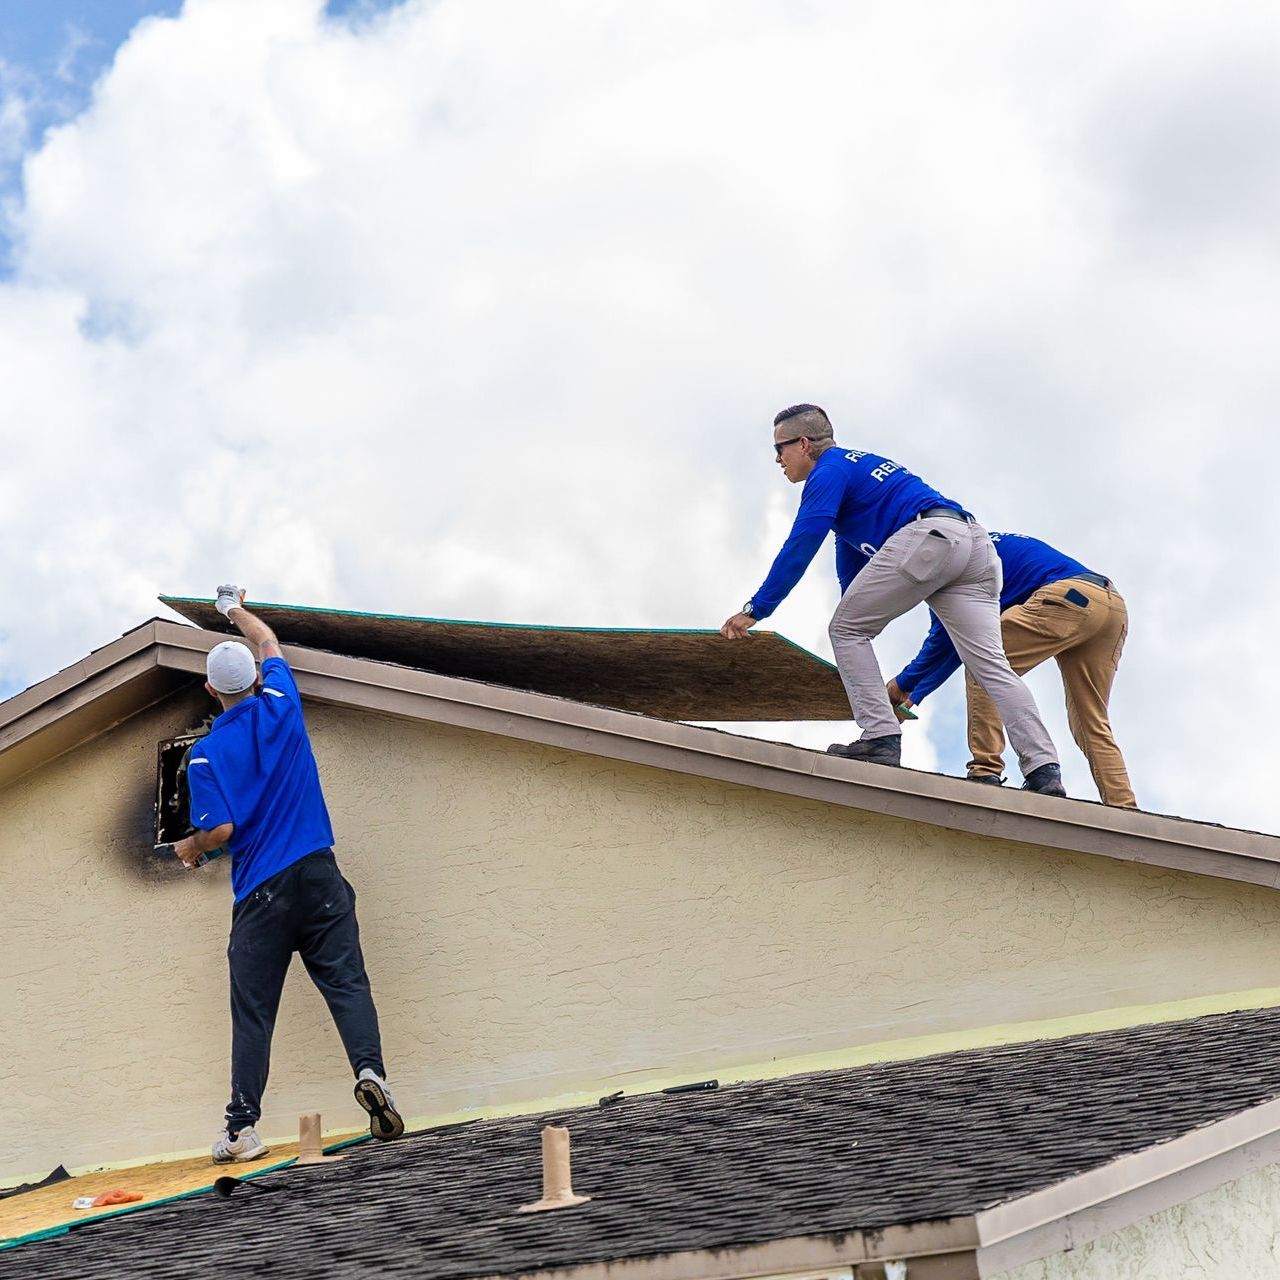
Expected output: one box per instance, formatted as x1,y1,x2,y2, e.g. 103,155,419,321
159,598,851,722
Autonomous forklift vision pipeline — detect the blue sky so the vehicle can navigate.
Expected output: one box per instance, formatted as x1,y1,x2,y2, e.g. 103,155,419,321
0,0,402,703
0,0,399,265
0,3,181,209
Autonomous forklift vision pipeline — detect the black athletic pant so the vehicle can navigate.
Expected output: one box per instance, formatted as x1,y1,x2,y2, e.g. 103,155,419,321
226,849,385,1135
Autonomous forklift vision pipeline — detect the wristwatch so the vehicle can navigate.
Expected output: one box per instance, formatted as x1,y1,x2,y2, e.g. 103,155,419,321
741,601,756,618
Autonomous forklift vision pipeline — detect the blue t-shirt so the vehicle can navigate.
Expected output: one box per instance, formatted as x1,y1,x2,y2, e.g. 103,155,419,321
895,532,1098,703
187,656,335,902
749,447,966,619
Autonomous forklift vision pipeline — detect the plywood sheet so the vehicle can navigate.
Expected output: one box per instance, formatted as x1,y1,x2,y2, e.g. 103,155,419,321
159,599,850,721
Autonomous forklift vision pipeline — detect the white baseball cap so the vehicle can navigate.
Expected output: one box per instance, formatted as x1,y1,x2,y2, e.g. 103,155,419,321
207,641,258,694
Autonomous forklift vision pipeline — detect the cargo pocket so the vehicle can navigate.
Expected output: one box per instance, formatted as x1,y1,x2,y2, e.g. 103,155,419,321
1023,589,1081,639
899,525,957,586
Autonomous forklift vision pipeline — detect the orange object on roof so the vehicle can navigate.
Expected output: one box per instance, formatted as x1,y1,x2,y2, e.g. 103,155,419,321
91,1190,143,1207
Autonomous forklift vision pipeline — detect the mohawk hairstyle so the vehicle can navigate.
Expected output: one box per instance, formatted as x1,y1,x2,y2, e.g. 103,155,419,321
773,403,830,427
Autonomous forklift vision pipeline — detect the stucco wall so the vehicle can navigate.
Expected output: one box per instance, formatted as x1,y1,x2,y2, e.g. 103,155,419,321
6,691,1280,1180
997,1163,1280,1278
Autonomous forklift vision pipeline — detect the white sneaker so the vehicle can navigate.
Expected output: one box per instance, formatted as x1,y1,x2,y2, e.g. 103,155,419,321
354,1068,405,1140
212,1127,270,1163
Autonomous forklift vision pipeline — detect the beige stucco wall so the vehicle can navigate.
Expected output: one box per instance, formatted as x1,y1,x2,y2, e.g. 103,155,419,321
997,1163,1280,1279
5,691,1280,1181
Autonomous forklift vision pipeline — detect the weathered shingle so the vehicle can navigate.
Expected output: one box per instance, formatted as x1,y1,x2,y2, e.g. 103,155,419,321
10,1006,1280,1279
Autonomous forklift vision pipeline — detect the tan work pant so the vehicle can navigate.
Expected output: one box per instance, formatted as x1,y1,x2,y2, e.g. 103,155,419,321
966,579,1136,807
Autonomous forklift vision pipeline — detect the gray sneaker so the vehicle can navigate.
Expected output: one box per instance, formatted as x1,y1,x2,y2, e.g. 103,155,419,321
826,734,902,766
212,1127,270,1164
354,1068,405,1140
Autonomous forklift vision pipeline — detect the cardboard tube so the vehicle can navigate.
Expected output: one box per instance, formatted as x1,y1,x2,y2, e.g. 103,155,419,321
295,1111,342,1165
517,1125,591,1212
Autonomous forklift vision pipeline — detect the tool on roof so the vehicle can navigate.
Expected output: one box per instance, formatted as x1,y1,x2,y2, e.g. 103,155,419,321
662,1079,718,1094
598,1091,624,1108
213,1175,279,1198
515,1126,592,1213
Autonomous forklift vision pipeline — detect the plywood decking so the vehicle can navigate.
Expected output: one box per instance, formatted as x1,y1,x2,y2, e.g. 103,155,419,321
160,597,850,721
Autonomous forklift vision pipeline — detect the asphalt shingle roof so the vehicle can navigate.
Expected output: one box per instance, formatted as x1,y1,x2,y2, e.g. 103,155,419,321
10,1006,1280,1280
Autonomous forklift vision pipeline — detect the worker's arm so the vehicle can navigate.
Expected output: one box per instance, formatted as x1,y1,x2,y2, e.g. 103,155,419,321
722,468,843,639
892,610,963,708
173,823,235,868
215,585,283,662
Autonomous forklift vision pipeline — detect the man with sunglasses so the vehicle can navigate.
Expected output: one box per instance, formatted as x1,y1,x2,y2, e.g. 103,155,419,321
720,404,1064,796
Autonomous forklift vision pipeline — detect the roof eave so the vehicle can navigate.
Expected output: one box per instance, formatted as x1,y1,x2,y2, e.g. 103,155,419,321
4,620,1280,893
477,1219,982,1280
971,1095,1280,1275
153,623,1280,891
0,621,196,791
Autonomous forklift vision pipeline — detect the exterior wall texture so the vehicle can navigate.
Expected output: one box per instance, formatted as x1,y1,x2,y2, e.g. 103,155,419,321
997,1163,1280,1279
7,691,1280,1179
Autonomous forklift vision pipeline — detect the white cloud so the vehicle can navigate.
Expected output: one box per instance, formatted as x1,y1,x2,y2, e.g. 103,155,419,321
1,0,1277,829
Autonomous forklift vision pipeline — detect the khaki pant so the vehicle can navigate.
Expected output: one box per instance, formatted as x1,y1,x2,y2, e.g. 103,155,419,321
966,578,1136,807
829,516,1058,776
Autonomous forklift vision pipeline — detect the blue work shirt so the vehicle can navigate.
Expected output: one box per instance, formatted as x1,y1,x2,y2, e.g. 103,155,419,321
749,447,967,619
895,532,1097,703
186,656,335,902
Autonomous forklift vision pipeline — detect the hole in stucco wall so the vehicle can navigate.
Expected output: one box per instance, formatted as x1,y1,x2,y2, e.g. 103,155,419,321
155,733,205,845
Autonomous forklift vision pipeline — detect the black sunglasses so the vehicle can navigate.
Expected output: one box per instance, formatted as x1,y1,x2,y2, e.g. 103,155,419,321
774,436,806,457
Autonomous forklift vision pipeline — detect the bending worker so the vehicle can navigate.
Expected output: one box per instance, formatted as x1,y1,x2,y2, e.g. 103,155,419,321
173,585,404,1163
889,532,1136,807
720,404,1065,796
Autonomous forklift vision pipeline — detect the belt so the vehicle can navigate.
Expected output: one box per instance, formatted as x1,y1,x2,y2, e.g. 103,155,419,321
1068,571,1112,590
915,507,973,523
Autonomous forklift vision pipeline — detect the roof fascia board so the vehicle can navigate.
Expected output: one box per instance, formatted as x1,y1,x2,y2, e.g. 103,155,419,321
0,649,183,792
971,1100,1280,1273
147,623,1280,892
0,622,160,734
479,1221,980,1280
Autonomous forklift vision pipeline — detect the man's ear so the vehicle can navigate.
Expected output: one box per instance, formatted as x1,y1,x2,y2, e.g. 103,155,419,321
254,673,264,693
204,680,217,699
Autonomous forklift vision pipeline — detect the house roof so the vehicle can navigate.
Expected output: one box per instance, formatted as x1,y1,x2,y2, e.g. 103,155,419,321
8,1007,1280,1278
3,618,1280,893
158,597,850,721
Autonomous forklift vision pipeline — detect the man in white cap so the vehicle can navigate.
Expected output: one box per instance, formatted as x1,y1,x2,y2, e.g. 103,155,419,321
174,586,404,1162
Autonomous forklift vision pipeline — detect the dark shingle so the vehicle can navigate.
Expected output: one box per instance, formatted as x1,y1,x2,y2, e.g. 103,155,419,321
10,1006,1280,1279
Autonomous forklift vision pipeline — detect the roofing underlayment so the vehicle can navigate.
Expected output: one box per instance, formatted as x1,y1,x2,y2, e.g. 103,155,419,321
7,1008,1280,1277
159,596,851,721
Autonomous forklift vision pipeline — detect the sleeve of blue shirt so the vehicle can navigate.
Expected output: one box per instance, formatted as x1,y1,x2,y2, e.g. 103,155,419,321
895,609,963,704
187,748,234,831
750,467,844,619
260,655,301,707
